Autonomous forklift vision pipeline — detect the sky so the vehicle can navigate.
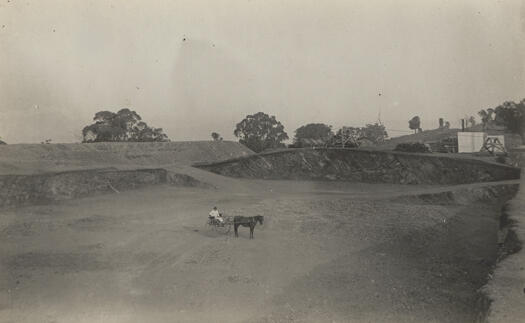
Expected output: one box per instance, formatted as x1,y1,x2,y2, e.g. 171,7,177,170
1,0,524,144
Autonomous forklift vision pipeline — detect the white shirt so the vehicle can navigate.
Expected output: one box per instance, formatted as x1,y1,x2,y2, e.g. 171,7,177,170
209,209,220,218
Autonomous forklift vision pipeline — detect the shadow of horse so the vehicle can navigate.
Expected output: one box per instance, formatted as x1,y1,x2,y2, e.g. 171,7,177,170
234,215,264,239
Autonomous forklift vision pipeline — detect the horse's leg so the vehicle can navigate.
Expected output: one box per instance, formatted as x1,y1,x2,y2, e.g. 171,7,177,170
250,224,254,239
234,224,239,237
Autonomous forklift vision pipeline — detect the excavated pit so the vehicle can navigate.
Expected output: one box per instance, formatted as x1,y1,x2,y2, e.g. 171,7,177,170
0,143,521,322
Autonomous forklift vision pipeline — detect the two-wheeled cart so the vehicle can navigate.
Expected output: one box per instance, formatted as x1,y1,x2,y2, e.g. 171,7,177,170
206,215,233,234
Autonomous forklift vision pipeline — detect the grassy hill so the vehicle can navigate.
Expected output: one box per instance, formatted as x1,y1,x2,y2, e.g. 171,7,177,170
371,128,461,150
0,141,254,175
371,123,520,151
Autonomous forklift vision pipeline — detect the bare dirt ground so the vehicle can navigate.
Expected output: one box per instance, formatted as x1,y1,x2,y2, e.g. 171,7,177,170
0,177,511,323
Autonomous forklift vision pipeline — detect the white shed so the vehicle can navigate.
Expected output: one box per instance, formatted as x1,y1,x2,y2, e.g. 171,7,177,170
457,132,486,153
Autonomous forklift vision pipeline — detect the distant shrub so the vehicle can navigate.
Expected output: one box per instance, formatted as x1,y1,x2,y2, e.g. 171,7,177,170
288,142,303,148
0,140,6,145
394,142,431,153
211,132,223,141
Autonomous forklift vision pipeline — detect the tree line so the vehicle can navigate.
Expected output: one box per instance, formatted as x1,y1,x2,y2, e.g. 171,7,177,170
81,108,387,153
232,112,389,152
79,98,524,152
478,99,525,136
406,99,525,137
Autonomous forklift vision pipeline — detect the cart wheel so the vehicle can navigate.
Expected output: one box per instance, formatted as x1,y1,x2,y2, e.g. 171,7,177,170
205,219,214,231
216,223,231,234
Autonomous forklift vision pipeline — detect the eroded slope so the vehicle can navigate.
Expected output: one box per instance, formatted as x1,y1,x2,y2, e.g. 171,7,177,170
196,148,520,184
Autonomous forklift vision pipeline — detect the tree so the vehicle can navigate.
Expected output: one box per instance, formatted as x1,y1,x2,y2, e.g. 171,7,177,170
333,127,362,148
332,123,388,147
478,108,495,131
493,100,525,136
82,108,169,143
293,123,333,144
361,123,388,144
211,132,223,141
409,116,422,133
464,115,476,127
439,118,452,129
478,99,525,137
234,112,289,153
131,121,169,142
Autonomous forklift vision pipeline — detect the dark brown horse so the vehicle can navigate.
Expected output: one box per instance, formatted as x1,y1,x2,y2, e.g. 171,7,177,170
234,215,264,239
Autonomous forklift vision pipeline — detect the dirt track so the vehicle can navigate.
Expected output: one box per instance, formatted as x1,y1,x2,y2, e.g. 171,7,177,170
0,177,514,323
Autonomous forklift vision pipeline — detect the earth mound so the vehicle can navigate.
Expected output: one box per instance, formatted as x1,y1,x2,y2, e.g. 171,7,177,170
195,148,520,185
0,141,253,175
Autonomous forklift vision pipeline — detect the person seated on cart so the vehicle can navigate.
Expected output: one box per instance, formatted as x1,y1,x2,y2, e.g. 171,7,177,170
209,206,224,224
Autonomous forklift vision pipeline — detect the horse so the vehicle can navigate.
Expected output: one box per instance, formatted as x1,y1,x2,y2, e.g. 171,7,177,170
233,215,264,239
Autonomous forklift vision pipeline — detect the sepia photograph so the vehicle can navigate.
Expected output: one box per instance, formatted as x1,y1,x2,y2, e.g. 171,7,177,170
1,0,525,322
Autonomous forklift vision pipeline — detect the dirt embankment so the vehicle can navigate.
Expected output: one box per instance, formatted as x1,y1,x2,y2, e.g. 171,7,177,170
481,165,525,323
393,183,519,206
0,169,210,208
386,184,518,323
0,168,167,208
394,184,520,321
397,182,524,323
0,141,239,207
195,148,520,185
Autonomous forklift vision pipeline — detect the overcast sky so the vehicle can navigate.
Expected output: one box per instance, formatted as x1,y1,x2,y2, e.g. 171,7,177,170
1,0,524,144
